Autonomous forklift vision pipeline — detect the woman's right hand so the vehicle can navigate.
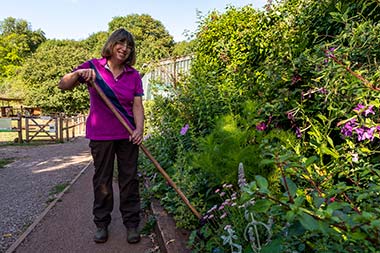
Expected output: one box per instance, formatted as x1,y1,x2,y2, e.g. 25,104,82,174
77,69,96,83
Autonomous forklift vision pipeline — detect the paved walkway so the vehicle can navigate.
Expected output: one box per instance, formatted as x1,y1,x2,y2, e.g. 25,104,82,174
10,163,157,253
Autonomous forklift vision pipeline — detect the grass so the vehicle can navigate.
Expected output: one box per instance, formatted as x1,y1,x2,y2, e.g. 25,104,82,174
0,158,15,169
49,182,70,195
46,182,70,203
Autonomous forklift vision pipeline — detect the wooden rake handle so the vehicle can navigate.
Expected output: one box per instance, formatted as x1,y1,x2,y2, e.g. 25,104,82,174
91,81,201,219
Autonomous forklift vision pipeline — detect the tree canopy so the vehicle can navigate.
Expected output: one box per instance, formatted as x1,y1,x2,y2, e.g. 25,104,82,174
0,14,193,113
0,17,45,79
108,14,175,68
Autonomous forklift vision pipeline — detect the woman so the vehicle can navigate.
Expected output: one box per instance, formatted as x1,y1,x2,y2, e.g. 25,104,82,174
58,28,144,244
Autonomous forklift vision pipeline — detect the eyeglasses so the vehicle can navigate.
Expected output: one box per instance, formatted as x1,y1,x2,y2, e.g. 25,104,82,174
116,41,133,50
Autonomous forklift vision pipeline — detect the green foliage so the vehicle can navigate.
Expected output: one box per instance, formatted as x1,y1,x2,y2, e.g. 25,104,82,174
108,14,174,69
0,17,45,79
143,0,380,251
0,158,14,169
18,39,91,114
82,31,109,59
1,14,180,113
193,115,264,185
172,40,195,57
186,6,266,134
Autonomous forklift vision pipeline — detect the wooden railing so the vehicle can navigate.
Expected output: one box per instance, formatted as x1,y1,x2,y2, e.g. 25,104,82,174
0,114,86,143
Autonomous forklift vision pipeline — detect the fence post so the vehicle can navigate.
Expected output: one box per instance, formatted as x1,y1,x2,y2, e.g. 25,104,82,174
65,116,69,142
17,113,22,143
72,117,75,139
25,117,29,143
59,114,64,143
55,115,59,143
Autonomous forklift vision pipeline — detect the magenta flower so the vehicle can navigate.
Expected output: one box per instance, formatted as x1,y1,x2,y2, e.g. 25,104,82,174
287,111,295,120
319,87,328,94
341,118,357,137
364,105,375,117
296,127,302,138
325,47,335,58
180,124,189,135
353,103,366,113
355,126,375,141
291,75,302,85
256,122,267,131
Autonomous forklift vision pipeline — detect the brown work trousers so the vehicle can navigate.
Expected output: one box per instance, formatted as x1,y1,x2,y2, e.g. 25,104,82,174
89,139,140,229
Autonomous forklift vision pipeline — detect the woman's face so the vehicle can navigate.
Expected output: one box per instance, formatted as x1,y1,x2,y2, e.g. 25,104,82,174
111,41,132,63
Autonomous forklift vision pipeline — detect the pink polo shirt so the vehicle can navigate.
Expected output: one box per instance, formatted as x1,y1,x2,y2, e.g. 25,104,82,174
74,58,144,140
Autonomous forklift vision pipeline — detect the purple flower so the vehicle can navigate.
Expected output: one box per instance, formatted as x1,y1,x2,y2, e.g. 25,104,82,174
341,119,357,137
296,127,302,138
256,122,267,131
180,124,189,135
287,112,295,121
325,47,335,58
355,126,375,141
319,88,328,94
353,103,366,113
292,75,302,85
364,105,375,117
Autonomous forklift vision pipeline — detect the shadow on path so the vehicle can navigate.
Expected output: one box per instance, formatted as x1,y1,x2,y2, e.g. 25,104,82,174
13,164,156,253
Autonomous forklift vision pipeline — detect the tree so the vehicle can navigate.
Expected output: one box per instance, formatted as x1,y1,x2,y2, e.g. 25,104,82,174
0,17,45,79
83,31,109,59
19,39,91,114
0,17,45,55
108,14,174,69
172,40,195,57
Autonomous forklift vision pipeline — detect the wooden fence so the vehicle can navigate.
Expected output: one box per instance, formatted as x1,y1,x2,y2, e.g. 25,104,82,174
0,114,86,143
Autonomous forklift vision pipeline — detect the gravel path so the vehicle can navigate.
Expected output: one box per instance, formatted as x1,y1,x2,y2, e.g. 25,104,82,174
0,137,92,253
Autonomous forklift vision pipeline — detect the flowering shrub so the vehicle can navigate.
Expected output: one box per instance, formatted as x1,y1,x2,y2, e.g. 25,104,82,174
339,103,380,142
142,0,380,252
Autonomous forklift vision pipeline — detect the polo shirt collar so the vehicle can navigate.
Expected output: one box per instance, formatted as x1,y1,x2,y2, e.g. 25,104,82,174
99,58,133,73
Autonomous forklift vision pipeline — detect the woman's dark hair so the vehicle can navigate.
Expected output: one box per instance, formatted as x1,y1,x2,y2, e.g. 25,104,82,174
101,28,136,66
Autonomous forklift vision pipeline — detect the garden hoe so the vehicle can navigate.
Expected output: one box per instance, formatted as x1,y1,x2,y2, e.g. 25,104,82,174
91,80,202,220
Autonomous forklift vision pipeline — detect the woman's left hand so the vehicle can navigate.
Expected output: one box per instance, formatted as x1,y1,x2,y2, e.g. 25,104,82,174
130,128,143,145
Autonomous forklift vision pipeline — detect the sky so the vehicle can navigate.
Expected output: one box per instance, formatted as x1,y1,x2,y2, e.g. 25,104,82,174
0,0,267,42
